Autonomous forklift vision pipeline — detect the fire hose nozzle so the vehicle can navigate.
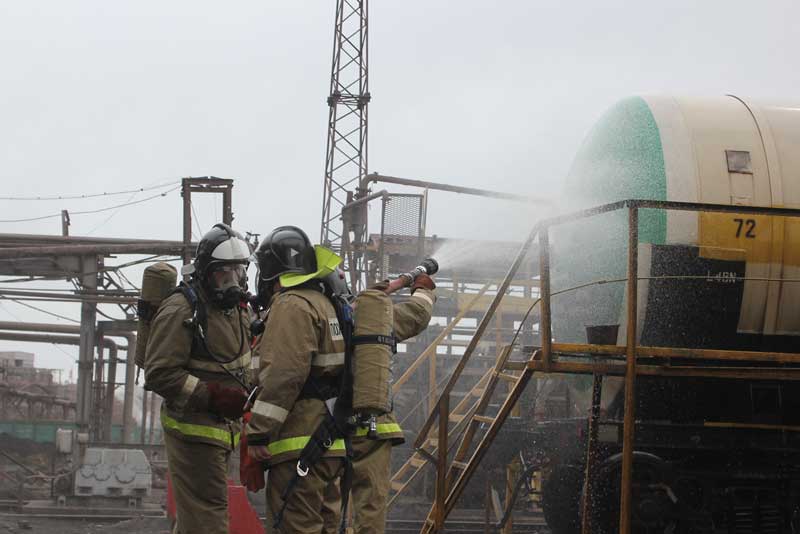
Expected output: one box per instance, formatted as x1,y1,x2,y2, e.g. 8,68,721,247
405,258,439,284
418,258,439,276
384,257,440,294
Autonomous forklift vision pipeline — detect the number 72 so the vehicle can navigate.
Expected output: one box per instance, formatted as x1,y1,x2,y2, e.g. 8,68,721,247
733,218,756,239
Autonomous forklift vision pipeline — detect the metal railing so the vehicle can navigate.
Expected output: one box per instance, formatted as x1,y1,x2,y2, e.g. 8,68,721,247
419,198,800,534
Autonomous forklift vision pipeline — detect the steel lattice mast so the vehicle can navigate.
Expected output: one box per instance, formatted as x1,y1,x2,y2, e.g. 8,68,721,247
320,0,370,283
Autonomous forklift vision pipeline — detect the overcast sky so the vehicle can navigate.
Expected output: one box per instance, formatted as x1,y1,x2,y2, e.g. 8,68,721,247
1,0,798,376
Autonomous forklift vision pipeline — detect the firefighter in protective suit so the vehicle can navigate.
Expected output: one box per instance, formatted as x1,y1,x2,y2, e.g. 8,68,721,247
323,271,436,534
245,226,348,533
144,223,254,534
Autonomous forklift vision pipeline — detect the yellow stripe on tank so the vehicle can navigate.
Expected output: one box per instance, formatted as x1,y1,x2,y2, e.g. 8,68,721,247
697,212,800,267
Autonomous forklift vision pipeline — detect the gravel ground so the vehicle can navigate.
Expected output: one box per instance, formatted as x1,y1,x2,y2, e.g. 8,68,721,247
0,516,171,534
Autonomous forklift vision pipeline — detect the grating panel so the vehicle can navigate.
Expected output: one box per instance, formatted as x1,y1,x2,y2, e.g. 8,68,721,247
382,194,424,237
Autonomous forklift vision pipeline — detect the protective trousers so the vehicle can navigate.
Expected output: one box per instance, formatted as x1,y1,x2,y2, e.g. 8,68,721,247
323,439,392,534
164,432,230,534
266,457,343,534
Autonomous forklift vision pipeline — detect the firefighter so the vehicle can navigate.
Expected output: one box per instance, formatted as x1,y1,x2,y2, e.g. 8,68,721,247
144,223,254,534
245,225,348,533
329,275,436,534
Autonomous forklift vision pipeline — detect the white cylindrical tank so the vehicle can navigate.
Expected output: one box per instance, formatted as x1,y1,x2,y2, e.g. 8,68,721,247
559,95,800,341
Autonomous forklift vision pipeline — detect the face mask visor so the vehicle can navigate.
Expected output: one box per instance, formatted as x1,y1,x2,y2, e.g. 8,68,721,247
207,262,248,293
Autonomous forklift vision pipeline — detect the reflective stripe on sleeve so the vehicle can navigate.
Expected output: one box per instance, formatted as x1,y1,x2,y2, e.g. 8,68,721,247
311,352,345,368
412,292,434,306
267,436,346,457
251,355,260,370
176,375,199,408
161,413,238,448
354,422,402,437
186,351,252,373
251,400,289,423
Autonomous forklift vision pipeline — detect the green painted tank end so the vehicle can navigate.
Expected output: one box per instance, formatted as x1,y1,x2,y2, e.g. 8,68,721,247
566,95,668,245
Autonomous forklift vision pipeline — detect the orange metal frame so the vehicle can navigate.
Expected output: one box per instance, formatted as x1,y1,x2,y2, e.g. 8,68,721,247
417,199,800,534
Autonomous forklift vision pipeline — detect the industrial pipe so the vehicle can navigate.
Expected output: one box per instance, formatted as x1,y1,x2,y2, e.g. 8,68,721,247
341,189,388,211
0,233,196,248
366,173,551,205
0,242,190,259
0,321,79,334
0,331,126,351
0,289,137,304
105,331,137,445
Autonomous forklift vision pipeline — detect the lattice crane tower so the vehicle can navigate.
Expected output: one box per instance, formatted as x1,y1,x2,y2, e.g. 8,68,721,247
319,0,370,270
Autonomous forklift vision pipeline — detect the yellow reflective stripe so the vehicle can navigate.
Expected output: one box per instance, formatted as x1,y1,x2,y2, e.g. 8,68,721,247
267,436,346,456
354,423,402,437
186,351,251,372
161,413,237,447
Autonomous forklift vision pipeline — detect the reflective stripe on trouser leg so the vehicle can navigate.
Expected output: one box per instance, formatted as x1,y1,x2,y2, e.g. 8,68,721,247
164,432,230,534
350,439,392,534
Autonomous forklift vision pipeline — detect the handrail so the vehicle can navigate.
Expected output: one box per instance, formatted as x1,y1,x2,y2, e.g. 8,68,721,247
416,198,800,534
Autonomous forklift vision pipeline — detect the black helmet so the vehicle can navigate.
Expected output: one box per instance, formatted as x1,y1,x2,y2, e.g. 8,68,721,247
193,223,250,308
251,226,316,305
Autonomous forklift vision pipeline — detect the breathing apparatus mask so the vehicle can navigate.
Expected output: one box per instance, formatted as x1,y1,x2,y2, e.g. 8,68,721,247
190,223,252,310
206,261,248,309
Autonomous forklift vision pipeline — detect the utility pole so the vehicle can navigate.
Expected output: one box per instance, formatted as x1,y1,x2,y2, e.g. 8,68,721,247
61,210,70,236
180,176,234,272
76,255,98,438
320,0,370,288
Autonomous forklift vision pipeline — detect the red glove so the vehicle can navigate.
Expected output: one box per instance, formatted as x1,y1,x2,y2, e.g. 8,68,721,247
239,413,266,492
412,273,436,293
206,382,248,419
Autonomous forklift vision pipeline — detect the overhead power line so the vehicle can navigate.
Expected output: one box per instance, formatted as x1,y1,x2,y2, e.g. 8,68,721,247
0,185,181,223
0,180,180,201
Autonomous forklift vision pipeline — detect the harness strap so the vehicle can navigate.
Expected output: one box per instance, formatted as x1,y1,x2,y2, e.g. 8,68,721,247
351,334,395,347
337,435,354,534
273,413,342,530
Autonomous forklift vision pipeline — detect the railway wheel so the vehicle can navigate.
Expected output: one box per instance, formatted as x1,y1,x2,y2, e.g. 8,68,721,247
589,452,684,534
542,463,582,534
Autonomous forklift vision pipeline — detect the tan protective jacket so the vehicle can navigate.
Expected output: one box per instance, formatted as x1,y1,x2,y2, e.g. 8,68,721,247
246,287,435,463
144,288,254,450
246,287,347,465
356,288,435,444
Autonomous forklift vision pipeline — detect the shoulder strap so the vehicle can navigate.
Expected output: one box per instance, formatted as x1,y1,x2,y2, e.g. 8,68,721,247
173,282,209,346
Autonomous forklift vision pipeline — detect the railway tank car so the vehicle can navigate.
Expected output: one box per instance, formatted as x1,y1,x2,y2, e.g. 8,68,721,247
538,95,800,534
